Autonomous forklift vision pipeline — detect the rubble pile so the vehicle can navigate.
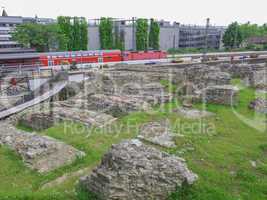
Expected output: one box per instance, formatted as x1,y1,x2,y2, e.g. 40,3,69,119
138,121,176,148
18,112,54,131
229,64,253,78
85,94,151,117
226,63,266,87
249,98,267,114
218,63,232,73
248,67,267,87
202,85,239,105
74,71,172,117
109,65,185,86
80,140,198,200
58,81,83,101
16,102,117,128
175,107,215,119
122,83,172,104
83,72,149,95
103,72,173,102
53,103,117,127
184,65,218,83
106,71,149,86
0,122,85,173
183,65,231,90
203,72,231,87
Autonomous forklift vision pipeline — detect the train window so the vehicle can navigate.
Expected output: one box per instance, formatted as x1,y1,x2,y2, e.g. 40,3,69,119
71,54,76,58
77,54,82,57
98,57,103,63
48,60,54,66
65,54,69,58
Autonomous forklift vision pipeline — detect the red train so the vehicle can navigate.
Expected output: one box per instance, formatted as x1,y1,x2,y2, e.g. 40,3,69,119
39,50,167,66
0,50,167,67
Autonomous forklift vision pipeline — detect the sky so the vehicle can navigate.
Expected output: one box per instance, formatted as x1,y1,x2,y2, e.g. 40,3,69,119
1,0,267,26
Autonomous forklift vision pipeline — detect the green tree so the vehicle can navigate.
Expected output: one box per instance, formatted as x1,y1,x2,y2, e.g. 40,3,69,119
46,24,68,51
12,23,67,52
223,22,243,49
261,24,267,33
72,17,81,51
240,22,261,39
57,16,72,50
149,19,160,50
57,16,88,51
99,17,113,49
239,22,267,40
136,19,149,51
80,17,88,50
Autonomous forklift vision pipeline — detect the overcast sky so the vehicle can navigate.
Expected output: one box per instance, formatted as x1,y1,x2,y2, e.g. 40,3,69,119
1,0,266,26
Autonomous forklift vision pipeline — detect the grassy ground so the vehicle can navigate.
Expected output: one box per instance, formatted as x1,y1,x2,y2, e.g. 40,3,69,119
0,81,266,200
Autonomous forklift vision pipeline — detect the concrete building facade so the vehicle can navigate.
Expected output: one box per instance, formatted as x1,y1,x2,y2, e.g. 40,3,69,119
22,16,56,24
88,20,137,51
88,19,225,51
179,25,225,49
119,24,136,51
0,16,22,49
88,24,101,50
159,21,180,50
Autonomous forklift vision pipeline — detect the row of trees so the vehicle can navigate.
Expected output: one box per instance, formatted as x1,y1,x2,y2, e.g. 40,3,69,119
223,22,267,49
13,17,161,52
136,19,149,50
99,17,125,50
52,16,88,51
136,18,160,50
149,19,160,50
12,16,88,52
99,18,114,49
99,17,160,51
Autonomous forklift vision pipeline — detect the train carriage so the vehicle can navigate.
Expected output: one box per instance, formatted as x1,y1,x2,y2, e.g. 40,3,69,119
123,50,167,61
0,49,167,68
39,50,122,66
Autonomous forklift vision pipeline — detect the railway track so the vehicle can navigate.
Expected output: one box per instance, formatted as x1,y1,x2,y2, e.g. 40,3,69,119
167,51,267,59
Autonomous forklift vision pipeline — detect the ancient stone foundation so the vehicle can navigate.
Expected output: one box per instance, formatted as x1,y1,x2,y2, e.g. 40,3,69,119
15,102,117,128
80,139,198,200
202,85,239,106
18,113,54,131
0,122,85,173
86,94,151,117
138,121,176,148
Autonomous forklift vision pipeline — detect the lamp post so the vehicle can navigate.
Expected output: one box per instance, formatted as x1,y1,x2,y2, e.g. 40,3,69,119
203,18,210,62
